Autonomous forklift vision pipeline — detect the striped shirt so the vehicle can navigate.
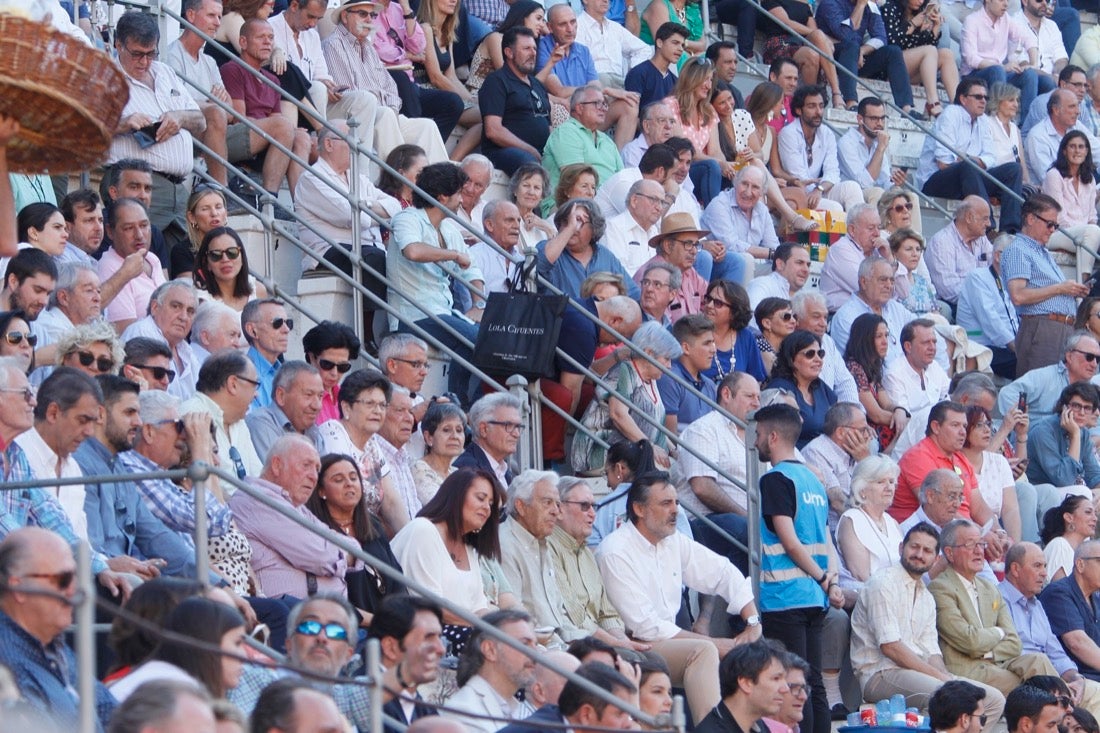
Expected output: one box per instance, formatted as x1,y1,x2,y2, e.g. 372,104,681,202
1000,232,1076,316
322,24,401,111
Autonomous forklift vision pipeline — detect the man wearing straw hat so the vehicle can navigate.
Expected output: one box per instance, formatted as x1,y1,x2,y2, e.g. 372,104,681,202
632,212,710,323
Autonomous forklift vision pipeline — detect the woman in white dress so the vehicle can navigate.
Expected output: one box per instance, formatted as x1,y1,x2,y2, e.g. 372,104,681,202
960,405,1023,542
837,455,903,596
1042,494,1098,583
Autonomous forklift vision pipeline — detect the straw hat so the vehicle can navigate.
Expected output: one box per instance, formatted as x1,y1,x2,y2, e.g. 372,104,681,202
328,0,378,27
648,212,710,248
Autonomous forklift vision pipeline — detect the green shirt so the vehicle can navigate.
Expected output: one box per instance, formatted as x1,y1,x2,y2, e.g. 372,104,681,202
541,117,623,211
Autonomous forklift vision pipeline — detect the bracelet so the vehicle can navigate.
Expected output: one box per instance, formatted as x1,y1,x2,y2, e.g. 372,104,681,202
818,571,828,584
894,406,911,418
404,11,416,18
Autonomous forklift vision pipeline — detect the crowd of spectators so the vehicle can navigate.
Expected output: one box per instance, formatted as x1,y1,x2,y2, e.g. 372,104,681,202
10,0,1100,729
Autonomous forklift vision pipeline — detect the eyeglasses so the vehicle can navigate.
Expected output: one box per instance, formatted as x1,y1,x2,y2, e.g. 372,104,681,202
487,420,523,434
348,7,379,16
235,373,261,388
75,351,115,373
207,247,241,262
392,357,429,370
800,348,826,359
788,683,809,698
671,238,701,250
562,499,597,512
1072,349,1100,363
132,364,177,383
295,619,350,642
355,398,389,412
22,571,76,590
270,317,294,331
153,418,186,435
1032,212,1059,232
641,278,670,290
121,45,159,61
318,358,352,373
935,490,964,503
1067,401,1099,414
967,93,989,101
773,312,795,321
0,386,35,404
891,202,914,213
634,192,668,207
578,99,610,110
973,420,992,429
972,714,989,727
952,540,989,551
4,331,36,347
703,294,731,308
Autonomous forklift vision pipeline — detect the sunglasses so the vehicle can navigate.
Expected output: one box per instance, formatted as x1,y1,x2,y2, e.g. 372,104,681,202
271,317,294,331
24,571,76,590
1072,349,1100,363
891,202,914,213
318,358,352,373
154,418,187,435
132,363,177,383
562,499,597,512
4,331,36,347
295,619,350,642
76,351,115,373
703,294,731,308
800,348,826,359
772,312,795,321
207,247,241,262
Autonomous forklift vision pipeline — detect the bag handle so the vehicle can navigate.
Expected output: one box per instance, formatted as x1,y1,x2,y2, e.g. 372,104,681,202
507,256,537,294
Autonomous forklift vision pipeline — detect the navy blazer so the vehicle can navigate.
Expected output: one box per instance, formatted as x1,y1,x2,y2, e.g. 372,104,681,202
453,443,514,488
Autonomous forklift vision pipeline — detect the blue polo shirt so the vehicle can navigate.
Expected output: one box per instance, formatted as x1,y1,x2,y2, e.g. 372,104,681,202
624,60,677,109
1040,573,1100,680
536,36,599,86
656,359,717,429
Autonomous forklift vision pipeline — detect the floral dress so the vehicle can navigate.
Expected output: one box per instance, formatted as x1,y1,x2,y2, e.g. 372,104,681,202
848,359,898,448
571,360,667,473
315,419,389,515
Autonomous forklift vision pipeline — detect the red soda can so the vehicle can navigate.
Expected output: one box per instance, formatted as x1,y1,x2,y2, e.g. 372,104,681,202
860,704,877,726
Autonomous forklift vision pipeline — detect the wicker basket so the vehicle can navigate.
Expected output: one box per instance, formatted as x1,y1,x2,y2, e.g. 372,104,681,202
0,15,129,173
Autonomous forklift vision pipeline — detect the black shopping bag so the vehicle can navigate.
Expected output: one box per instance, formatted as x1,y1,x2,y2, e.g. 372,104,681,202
472,266,566,379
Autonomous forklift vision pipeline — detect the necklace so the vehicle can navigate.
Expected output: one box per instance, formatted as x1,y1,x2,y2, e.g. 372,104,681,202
671,0,687,23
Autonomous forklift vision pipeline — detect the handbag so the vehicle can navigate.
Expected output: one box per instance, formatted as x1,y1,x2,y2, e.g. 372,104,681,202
472,262,567,379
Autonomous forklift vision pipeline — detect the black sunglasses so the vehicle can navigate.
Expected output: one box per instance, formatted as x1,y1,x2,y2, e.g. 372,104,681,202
132,363,177,383
4,331,36,347
318,358,352,373
76,351,115,373
23,571,76,590
800,348,826,359
154,418,187,435
207,247,241,262
271,317,294,331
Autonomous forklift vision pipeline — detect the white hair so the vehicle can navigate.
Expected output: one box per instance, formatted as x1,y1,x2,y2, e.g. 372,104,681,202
507,469,559,515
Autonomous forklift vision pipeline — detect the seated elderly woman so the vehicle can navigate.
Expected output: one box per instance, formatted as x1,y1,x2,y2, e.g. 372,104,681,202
536,199,640,302
571,321,682,473
511,163,556,247
42,319,123,384
837,455,903,595
878,186,923,236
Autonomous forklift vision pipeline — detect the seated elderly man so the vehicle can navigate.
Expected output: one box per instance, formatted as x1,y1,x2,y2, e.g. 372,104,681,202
547,475,648,651
638,261,679,326
930,519,1059,695
601,179,667,277
596,471,761,725
542,85,624,197
674,371,759,573
120,280,201,400
791,291,860,404
98,198,164,333
597,141,699,223
925,197,994,308
294,120,401,289
632,214,710,322
1040,539,1100,685
956,234,1019,380
188,300,244,365
819,203,890,313
1025,89,1088,184
230,434,347,598
458,155,494,240
469,200,523,295
997,331,1100,419
700,166,781,286
246,361,324,463
455,392,523,491
33,262,102,360
180,349,264,479
830,257,922,362
802,402,874,532
748,243,810,310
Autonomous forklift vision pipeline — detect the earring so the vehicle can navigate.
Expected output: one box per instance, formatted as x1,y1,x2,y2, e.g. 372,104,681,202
320,494,327,501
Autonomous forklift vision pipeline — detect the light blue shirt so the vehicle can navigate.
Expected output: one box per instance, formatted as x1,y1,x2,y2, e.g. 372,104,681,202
248,345,281,410
1021,91,1054,138
915,104,995,189
1025,116,1068,183
1000,232,1076,317
829,294,918,363
837,127,892,188
999,577,1078,675
386,207,484,330
996,362,1072,419
535,240,640,301
956,265,1019,350
700,190,780,254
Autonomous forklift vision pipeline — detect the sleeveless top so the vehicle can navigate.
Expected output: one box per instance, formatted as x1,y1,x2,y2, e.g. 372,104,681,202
760,460,830,612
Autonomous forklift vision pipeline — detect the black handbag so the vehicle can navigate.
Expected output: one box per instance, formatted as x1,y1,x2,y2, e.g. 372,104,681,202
472,262,567,379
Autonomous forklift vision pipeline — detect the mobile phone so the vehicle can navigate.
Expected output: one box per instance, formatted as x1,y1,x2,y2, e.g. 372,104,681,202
1018,392,1028,413
133,121,162,149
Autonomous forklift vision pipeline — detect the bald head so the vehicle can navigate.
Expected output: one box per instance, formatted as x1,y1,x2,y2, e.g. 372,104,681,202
530,651,582,707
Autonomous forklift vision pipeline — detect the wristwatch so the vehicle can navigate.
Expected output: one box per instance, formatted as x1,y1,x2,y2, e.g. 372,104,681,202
626,4,637,10
745,614,761,627
404,11,416,18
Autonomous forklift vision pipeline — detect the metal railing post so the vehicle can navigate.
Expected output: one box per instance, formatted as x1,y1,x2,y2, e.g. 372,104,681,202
76,542,95,733
367,638,383,733
745,419,761,602
349,115,365,343
193,466,210,586
507,374,537,472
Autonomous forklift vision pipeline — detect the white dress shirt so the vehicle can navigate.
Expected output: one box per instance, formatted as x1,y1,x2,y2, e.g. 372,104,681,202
575,11,651,78
469,239,523,294
915,104,995,189
700,189,780,254
883,357,950,413
595,520,754,641
837,127,893,188
602,210,659,276
180,392,263,485
269,14,332,82
14,427,87,539
594,167,698,220
442,675,522,733
777,121,842,190
121,315,201,402
1010,11,1068,74
747,271,796,310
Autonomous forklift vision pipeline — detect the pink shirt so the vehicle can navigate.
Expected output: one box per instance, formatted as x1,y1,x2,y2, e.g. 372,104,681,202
1042,169,1098,228
372,1,427,80
961,8,1035,73
316,384,341,426
633,253,707,322
98,247,166,325
664,96,717,157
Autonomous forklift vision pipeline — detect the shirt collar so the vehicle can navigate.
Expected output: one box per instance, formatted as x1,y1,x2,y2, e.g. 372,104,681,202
550,524,585,555
998,578,1032,607
506,516,544,550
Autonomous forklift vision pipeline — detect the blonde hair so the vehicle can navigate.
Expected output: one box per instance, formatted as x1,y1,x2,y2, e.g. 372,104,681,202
673,57,715,130
417,0,459,50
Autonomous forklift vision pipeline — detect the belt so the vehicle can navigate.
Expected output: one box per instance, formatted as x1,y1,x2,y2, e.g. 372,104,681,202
1020,313,1074,325
152,170,186,185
